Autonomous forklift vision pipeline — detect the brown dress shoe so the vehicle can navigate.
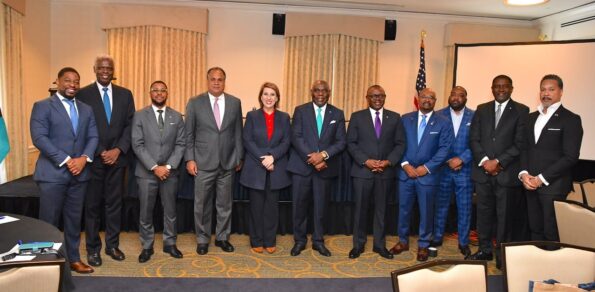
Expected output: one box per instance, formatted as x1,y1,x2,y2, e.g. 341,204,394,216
251,247,263,253
70,261,94,274
417,247,429,262
389,242,409,255
265,247,276,254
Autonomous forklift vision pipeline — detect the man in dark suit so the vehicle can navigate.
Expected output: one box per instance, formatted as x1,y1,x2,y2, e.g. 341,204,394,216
185,67,243,255
519,74,582,242
31,67,98,273
131,81,185,263
347,85,406,260
78,55,135,266
433,86,474,257
468,75,529,268
390,87,453,262
287,80,346,257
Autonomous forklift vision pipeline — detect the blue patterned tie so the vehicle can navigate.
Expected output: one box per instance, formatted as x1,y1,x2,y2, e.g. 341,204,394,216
418,114,426,144
64,99,78,134
102,87,111,124
316,107,323,137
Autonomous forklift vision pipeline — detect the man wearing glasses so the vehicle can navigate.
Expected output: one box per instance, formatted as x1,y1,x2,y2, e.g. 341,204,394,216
347,85,406,259
390,87,453,262
131,81,185,263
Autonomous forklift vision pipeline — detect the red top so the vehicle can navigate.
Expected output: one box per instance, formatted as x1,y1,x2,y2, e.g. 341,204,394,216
263,109,275,141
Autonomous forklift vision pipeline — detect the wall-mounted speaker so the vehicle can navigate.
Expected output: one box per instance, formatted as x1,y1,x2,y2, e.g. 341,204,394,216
385,19,397,41
272,13,286,35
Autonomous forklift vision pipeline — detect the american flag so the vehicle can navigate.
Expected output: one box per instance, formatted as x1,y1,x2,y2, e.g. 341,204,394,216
414,39,426,109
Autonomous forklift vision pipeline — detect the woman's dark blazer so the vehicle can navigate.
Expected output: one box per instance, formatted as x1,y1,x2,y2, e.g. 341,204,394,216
239,109,292,190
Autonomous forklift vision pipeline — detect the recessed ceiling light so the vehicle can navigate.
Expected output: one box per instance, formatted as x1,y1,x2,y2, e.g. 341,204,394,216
505,0,549,6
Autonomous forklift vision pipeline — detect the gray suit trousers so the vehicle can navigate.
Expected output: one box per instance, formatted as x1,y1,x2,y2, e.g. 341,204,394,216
194,167,233,243
138,176,178,249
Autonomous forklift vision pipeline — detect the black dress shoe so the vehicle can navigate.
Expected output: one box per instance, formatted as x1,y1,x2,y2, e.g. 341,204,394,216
466,250,493,261
373,247,394,259
312,244,331,257
290,243,305,256
215,240,234,252
138,248,154,263
163,245,183,258
349,247,364,259
105,247,125,261
196,244,209,255
459,245,471,258
429,240,443,248
87,252,102,267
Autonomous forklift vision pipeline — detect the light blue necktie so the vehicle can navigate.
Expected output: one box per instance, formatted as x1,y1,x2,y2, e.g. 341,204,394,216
102,87,111,124
316,107,323,137
64,99,78,134
417,114,426,144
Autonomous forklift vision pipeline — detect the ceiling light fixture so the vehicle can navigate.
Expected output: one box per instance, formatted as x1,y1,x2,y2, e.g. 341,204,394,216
505,0,549,6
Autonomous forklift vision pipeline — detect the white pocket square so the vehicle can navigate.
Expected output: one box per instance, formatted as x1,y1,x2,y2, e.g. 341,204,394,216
548,128,561,131
329,120,336,124
169,122,176,125
430,131,439,134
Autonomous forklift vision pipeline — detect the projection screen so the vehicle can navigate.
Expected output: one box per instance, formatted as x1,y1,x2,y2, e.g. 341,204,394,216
454,40,595,160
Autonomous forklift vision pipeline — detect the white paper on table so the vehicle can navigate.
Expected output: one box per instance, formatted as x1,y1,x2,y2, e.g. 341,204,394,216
0,215,19,224
52,243,62,250
0,244,36,263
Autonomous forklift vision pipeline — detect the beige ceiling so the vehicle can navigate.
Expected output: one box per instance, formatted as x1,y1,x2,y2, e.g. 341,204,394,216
202,0,594,20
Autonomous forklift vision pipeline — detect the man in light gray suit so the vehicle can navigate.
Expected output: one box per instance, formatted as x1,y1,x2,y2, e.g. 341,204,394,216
185,67,243,255
131,80,185,263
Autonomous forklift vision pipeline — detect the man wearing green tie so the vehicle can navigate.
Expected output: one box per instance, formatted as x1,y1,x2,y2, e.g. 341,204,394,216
287,80,346,257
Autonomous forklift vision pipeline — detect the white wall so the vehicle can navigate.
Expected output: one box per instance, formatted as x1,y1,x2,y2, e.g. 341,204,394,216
48,0,530,115
534,2,595,41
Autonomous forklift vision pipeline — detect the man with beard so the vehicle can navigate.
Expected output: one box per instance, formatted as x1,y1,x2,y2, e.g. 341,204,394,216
347,85,406,260
433,86,474,257
131,81,185,262
287,80,346,257
31,67,98,273
78,55,135,266
519,74,582,242
390,87,453,262
468,75,529,269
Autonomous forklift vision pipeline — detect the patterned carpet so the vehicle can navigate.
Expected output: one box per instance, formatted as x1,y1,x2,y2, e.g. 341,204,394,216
76,232,502,278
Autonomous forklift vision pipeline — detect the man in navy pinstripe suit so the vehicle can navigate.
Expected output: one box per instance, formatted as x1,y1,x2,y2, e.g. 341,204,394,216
433,86,474,257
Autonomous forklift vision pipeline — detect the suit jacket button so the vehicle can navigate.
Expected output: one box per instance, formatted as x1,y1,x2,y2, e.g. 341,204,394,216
492,137,496,141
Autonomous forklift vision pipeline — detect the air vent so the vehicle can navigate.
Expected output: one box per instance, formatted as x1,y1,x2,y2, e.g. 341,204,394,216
561,15,595,27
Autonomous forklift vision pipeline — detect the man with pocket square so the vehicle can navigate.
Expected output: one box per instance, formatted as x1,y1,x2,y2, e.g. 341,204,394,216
519,74,583,242
433,86,474,258
390,87,453,262
287,80,346,257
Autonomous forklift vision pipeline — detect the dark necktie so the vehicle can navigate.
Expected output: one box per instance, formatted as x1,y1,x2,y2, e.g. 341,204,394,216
157,109,164,131
374,111,382,139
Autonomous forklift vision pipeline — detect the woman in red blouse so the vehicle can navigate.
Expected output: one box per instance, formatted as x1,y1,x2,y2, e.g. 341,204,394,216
239,82,292,254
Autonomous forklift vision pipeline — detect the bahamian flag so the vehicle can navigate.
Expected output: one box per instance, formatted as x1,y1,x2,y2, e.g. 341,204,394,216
0,106,9,163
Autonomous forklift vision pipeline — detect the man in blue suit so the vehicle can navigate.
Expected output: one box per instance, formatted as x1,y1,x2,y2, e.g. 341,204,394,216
390,87,453,262
433,86,474,257
30,67,99,273
287,80,346,257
